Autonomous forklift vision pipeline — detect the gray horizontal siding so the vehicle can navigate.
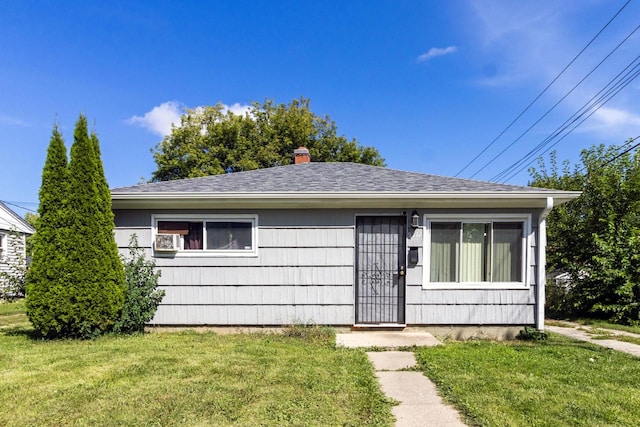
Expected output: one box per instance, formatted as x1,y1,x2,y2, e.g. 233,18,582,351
113,207,545,326
154,247,353,267
159,266,353,286
405,286,534,305
152,304,353,325
115,227,152,248
113,214,356,325
407,304,534,324
160,285,351,305
260,227,353,247
0,233,27,278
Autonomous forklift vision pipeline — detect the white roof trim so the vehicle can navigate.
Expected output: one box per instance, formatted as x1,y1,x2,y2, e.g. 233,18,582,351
111,190,581,210
0,202,35,234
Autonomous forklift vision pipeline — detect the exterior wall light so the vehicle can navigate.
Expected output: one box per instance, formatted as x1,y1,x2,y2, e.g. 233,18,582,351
411,210,420,228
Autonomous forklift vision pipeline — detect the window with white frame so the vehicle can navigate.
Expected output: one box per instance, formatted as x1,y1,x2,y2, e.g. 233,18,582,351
425,215,529,287
154,214,257,256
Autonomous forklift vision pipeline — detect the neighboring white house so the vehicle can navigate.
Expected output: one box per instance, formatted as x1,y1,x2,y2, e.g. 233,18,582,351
0,201,35,290
111,149,581,334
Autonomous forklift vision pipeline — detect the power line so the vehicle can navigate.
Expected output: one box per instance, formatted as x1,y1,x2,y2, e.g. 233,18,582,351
596,135,640,169
497,69,640,182
471,23,640,180
492,54,640,181
0,200,38,213
454,0,633,177
493,58,640,182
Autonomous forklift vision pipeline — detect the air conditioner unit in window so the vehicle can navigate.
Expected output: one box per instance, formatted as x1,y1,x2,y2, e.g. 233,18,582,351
155,234,180,252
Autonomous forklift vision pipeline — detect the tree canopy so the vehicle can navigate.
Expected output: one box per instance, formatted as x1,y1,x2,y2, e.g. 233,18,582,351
151,97,385,181
530,142,640,324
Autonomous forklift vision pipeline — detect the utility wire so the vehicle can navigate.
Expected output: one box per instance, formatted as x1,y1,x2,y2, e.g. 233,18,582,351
497,68,640,182
592,135,640,170
492,57,640,181
555,135,640,177
470,23,640,180
492,55,640,181
495,71,640,182
454,0,633,177
0,200,38,213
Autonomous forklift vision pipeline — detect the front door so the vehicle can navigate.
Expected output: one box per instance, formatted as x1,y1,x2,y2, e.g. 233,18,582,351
355,216,406,324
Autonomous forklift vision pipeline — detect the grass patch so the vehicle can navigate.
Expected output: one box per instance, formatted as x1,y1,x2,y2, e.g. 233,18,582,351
573,318,640,335
0,303,394,426
616,335,640,346
415,334,640,426
545,319,574,328
0,299,30,332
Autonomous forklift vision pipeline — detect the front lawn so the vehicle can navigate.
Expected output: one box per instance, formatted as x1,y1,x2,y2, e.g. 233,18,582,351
0,300,394,426
416,334,640,426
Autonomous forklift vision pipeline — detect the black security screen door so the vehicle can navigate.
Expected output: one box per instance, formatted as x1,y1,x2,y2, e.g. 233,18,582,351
355,216,406,324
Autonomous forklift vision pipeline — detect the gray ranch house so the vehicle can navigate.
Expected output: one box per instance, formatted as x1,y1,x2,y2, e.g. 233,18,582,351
111,150,579,333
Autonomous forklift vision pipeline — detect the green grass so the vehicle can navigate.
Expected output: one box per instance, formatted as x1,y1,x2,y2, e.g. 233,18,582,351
544,319,574,328
416,334,640,427
584,327,640,346
574,318,640,335
0,300,394,426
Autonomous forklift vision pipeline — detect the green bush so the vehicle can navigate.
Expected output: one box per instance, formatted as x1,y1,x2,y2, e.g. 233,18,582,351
0,230,28,301
516,326,548,341
113,235,164,334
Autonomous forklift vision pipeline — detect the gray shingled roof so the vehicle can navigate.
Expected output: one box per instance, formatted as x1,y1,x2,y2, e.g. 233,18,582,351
112,162,553,194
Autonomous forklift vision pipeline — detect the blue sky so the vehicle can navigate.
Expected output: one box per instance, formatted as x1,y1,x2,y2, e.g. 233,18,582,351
1,1,639,216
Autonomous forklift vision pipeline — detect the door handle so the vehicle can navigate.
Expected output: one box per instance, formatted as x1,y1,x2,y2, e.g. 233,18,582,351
399,265,405,276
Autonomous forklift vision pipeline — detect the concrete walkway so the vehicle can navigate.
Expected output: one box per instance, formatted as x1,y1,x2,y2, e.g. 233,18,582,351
547,324,640,358
336,332,466,426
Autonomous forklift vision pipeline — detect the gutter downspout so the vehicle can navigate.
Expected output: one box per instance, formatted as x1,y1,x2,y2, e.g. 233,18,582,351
536,197,554,331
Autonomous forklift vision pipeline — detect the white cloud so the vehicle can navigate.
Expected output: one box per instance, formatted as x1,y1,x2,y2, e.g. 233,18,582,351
466,1,640,140
223,102,251,116
0,115,30,127
417,46,458,62
126,101,252,136
593,107,640,127
126,101,184,136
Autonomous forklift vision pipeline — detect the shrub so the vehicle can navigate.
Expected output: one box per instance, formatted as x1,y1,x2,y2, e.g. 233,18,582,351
113,235,164,334
282,322,335,347
517,326,548,341
0,230,28,301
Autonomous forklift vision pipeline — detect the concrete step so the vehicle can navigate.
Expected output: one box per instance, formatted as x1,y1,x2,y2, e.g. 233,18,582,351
336,331,441,348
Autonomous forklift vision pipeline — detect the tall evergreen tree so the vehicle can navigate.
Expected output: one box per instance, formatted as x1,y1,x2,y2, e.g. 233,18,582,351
26,125,70,336
62,115,125,338
27,116,125,338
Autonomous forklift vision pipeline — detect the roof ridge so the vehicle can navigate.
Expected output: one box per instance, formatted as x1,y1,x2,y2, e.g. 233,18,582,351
111,162,550,194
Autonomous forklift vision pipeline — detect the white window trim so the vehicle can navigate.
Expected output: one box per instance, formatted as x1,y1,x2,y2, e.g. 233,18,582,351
151,214,258,258
423,213,531,290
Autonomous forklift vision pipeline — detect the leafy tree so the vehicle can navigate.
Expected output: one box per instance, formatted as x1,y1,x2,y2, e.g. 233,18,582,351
23,212,38,257
530,143,640,324
27,117,125,338
113,235,164,334
26,126,70,335
151,97,385,181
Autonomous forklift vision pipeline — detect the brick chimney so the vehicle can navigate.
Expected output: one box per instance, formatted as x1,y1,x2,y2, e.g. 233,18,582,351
294,146,311,164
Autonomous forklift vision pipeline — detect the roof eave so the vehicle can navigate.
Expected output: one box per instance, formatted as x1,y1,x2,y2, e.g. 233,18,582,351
111,191,582,210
